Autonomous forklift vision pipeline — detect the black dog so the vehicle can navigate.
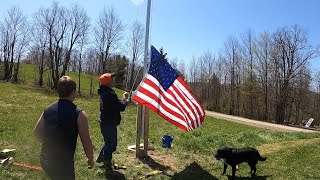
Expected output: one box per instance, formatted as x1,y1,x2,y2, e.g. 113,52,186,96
215,147,266,179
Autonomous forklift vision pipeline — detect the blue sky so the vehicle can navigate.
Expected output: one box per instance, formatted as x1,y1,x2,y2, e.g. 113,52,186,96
1,0,320,72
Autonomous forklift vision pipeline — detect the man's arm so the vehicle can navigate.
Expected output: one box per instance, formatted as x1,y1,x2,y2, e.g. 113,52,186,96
77,111,94,168
114,92,129,112
34,113,45,143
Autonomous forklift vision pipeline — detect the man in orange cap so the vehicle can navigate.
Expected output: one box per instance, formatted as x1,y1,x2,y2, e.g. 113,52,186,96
97,73,128,171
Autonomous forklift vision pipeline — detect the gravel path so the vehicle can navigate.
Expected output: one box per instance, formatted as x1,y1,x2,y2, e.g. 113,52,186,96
205,111,317,133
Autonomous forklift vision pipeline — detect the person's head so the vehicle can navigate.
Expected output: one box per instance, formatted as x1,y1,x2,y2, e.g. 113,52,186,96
98,73,115,88
57,76,77,101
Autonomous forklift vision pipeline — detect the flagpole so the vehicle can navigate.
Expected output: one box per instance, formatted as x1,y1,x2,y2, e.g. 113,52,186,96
136,0,151,158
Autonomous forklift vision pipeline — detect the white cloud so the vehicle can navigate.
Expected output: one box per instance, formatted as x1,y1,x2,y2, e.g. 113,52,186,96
131,0,144,6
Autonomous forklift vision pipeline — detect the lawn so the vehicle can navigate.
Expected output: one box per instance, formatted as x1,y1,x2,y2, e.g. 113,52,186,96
17,63,101,95
1,67,320,179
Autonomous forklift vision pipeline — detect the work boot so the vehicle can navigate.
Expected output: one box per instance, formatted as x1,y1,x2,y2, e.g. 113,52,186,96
104,160,113,172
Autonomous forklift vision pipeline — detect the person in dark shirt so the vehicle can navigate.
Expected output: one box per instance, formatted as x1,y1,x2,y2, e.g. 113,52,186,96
96,73,128,171
34,76,94,180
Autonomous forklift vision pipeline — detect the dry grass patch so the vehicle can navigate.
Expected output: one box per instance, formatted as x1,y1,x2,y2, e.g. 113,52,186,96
257,138,320,154
0,101,13,107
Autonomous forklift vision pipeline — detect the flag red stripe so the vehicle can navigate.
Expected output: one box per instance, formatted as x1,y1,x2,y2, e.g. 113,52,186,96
170,84,200,128
174,77,205,124
143,77,195,129
133,73,205,131
137,86,186,122
133,95,189,131
166,89,195,129
177,77,205,117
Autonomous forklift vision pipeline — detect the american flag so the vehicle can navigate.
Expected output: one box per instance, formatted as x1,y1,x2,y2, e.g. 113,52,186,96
133,46,205,131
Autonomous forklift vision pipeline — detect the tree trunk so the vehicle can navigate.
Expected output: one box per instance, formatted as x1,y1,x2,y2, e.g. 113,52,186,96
78,54,82,95
38,49,45,86
276,80,289,124
276,98,286,124
3,60,10,80
9,42,15,80
11,54,21,83
90,74,93,96
129,58,136,92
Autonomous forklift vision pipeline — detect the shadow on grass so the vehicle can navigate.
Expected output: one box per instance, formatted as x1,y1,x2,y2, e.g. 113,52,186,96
97,165,126,180
171,161,218,180
138,155,172,172
105,170,126,180
138,155,174,178
226,174,272,180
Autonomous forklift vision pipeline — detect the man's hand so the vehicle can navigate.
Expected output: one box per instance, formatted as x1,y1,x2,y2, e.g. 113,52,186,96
87,158,94,169
123,92,129,101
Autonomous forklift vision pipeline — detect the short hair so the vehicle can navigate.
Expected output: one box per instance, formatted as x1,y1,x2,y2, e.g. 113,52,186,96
57,76,76,98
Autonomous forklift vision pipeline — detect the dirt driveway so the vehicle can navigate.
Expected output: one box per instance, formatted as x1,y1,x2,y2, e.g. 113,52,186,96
205,111,317,133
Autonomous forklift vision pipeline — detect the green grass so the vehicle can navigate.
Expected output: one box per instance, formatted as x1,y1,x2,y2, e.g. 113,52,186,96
17,63,101,95
1,76,320,179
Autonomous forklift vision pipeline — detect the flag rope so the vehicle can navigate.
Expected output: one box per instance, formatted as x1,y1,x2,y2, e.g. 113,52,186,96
123,64,143,142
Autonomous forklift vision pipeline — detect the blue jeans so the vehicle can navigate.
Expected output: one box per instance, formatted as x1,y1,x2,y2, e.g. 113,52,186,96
100,125,117,161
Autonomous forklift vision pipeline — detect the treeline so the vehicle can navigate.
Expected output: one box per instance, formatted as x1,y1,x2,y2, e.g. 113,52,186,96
0,2,145,92
186,27,320,124
1,2,320,124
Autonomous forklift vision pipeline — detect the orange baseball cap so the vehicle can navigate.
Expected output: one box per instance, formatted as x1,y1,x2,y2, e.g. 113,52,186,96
98,73,115,86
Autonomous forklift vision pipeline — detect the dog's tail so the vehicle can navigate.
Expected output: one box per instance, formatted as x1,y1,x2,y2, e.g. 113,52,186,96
259,155,267,161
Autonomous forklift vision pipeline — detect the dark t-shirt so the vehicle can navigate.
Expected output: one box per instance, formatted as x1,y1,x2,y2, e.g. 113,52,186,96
41,99,82,162
98,86,127,126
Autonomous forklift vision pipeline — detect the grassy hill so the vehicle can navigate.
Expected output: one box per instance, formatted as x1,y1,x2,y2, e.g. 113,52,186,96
1,65,320,179
17,63,102,95
1,82,320,179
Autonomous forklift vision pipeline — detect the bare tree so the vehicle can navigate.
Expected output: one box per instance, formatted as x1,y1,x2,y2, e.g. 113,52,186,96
272,25,319,124
0,17,10,79
77,21,90,94
34,2,67,89
0,6,28,82
224,36,241,115
240,30,257,118
31,17,49,86
255,32,272,120
94,7,124,74
12,24,29,82
188,57,197,90
85,48,99,95
126,20,144,92
61,4,90,78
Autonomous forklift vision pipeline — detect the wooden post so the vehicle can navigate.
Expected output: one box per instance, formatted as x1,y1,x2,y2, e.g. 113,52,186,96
142,107,149,157
135,104,149,158
135,104,142,157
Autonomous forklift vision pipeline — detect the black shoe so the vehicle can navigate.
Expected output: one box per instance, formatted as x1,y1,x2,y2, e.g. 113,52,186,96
104,160,113,171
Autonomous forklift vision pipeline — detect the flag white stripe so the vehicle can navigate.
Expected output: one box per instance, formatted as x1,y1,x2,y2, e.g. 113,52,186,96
140,81,186,121
168,86,198,129
145,75,195,129
174,79,205,126
175,79,205,116
172,81,202,127
135,91,191,130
